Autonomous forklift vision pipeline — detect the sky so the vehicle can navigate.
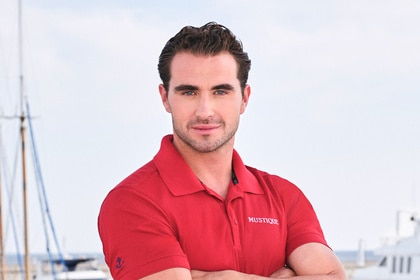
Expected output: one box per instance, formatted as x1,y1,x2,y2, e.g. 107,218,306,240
0,0,419,255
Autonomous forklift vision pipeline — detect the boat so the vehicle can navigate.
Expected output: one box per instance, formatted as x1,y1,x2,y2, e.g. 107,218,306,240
0,2,108,279
34,257,108,280
352,211,420,280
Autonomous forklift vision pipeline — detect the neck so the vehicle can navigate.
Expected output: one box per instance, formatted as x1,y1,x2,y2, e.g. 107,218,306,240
173,137,234,199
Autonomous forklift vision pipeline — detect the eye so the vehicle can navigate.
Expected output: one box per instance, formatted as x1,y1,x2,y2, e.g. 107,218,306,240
183,91,196,96
214,90,227,95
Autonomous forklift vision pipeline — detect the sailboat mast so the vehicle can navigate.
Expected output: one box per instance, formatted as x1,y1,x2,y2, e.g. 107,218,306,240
18,0,31,279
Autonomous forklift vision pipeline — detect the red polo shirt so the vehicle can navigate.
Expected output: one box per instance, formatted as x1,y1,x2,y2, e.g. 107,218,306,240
98,135,327,280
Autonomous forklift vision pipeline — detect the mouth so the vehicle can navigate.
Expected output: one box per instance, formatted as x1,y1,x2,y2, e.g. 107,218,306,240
191,124,220,135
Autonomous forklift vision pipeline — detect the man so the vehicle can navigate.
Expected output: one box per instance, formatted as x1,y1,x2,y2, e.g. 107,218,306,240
98,22,346,280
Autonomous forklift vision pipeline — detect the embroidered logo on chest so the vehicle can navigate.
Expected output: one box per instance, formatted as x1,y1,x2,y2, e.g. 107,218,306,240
248,216,279,225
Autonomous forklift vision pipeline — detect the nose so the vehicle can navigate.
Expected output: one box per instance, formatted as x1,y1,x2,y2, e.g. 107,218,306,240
195,94,214,118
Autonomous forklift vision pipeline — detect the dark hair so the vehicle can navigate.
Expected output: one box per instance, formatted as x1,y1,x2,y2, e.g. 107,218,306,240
158,22,251,93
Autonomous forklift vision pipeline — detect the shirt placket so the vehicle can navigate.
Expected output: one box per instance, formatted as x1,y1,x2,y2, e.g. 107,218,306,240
225,187,243,270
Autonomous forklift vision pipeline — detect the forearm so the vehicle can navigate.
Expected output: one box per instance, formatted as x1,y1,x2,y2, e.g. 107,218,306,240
191,267,347,280
191,270,275,280
191,266,296,280
276,272,346,280
192,266,346,280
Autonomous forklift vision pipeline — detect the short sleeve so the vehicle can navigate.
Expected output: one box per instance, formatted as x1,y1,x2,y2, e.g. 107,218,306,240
98,186,190,280
283,185,328,257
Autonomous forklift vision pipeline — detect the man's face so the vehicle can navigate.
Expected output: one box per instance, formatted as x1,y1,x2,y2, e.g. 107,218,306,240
159,51,250,153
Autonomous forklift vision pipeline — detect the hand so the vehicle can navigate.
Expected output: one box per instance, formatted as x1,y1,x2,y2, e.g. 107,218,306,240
270,266,296,278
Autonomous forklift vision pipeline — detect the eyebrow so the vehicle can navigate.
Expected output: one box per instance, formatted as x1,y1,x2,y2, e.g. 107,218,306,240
212,84,235,91
174,84,199,92
174,84,235,92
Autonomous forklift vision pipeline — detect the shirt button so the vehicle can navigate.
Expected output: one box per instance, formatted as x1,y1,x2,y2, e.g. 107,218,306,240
234,219,238,225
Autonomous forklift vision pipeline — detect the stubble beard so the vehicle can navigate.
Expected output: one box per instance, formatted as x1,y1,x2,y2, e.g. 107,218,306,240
173,118,239,153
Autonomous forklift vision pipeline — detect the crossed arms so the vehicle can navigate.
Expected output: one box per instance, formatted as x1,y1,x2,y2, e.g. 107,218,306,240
140,243,347,280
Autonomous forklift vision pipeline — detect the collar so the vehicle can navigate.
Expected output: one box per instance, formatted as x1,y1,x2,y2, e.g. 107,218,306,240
153,135,264,197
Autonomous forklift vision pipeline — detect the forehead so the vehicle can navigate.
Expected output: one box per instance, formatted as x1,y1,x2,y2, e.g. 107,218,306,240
169,52,239,86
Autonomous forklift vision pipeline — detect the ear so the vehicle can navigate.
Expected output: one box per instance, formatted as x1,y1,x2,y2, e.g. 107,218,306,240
159,84,171,113
240,84,251,114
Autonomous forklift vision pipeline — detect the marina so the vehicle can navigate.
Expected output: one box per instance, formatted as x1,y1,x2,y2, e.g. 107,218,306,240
1,254,109,279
